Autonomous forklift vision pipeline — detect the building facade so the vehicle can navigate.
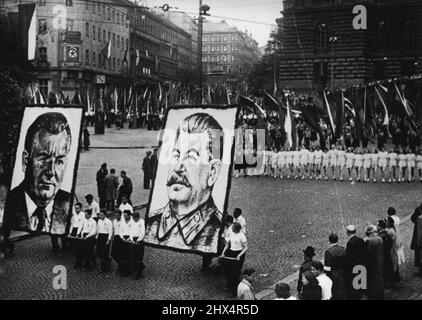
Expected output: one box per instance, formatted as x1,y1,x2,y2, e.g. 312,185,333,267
1,0,131,99
202,20,260,85
153,10,198,80
278,0,422,93
129,7,194,84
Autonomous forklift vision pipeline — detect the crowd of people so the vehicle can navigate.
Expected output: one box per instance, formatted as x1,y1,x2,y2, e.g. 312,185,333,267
234,145,422,183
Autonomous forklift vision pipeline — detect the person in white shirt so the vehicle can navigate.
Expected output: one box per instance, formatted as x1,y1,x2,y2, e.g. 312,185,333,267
336,146,346,181
311,260,333,300
119,210,134,276
285,148,294,179
406,148,416,183
378,147,389,183
96,209,113,272
292,147,301,179
328,145,338,181
398,149,407,183
299,147,310,179
237,268,256,300
264,149,273,177
233,208,246,234
314,146,323,180
85,194,100,220
0,199,5,228
69,202,85,268
308,147,315,179
370,149,379,183
354,148,364,182
274,282,297,300
277,148,286,179
111,209,123,274
220,222,248,297
388,149,398,183
77,209,97,270
363,148,372,183
322,148,330,180
118,195,134,214
416,149,422,182
129,211,146,280
271,148,279,178
345,148,355,181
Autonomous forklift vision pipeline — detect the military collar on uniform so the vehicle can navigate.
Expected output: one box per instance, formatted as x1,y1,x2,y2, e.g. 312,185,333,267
157,198,222,245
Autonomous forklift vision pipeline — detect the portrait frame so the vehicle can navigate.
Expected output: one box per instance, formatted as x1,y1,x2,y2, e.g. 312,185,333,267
144,105,240,255
3,104,84,236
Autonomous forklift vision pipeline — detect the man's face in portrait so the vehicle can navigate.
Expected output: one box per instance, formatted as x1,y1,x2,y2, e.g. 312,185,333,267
167,129,221,212
23,129,70,207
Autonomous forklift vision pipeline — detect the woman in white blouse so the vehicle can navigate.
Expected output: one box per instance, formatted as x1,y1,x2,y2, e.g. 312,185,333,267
220,222,248,297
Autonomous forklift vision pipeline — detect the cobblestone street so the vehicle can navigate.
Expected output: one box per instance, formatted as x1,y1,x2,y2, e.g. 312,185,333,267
1,127,422,300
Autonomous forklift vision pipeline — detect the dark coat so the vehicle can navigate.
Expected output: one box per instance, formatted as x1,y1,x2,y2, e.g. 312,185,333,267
3,182,71,234
151,154,158,179
324,245,347,300
102,174,119,201
379,230,394,281
142,156,153,173
297,259,313,293
299,284,322,300
96,168,108,187
346,235,366,267
411,206,422,250
118,176,133,198
83,128,90,147
365,236,384,299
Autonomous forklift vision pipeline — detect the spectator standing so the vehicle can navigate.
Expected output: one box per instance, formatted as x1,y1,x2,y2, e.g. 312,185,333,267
324,233,346,300
311,260,333,300
274,282,297,300
103,168,119,212
377,220,394,288
142,151,153,189
297,246,315,293
96,163,108,209
237,268,256,300
117,171,133,205
345,225,365,300
364,225,384,300
298,271,322,300
410,202,422,277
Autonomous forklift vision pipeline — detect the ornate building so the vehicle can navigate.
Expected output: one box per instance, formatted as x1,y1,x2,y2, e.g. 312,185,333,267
278,0,422,93
202,20,260,85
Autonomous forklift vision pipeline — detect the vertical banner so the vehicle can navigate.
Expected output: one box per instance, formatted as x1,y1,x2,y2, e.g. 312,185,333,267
144,106,239,255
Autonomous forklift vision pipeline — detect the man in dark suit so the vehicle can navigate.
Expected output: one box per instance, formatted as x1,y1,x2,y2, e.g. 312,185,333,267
324,233,346,300
3,112,73,250
345,225,366,300
144,113,225,255
117,170,133,205
102,168,118,212
364,225,384,299
142,151,153,189
96,163,108,209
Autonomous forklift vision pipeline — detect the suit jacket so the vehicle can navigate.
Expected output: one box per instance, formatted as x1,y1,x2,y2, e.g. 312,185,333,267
346,235,366,267
96,168,108,186
144,197,223,254
3,183,71,235
102,175,118,200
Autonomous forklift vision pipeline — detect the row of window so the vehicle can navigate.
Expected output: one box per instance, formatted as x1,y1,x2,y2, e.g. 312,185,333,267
203,35,237,43
202,55,236,62
131,15,181,45
85,22,128,50
85,49,124,72
203,45,239,52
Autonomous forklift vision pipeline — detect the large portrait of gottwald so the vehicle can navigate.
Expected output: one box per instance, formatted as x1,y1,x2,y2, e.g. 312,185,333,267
4,106,83,235
144,106,239,255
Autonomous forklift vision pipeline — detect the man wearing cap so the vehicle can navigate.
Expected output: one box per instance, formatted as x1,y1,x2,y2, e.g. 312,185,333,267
237,268,256,300
364,225,384,299
345,225,366,300
297,246,316,293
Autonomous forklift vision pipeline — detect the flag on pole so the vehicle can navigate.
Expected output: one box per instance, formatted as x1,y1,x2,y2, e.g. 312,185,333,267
158,83,162,102
323,90,336,137
18,4,36,60
344,96,356,117
101,37,111,60
374,86,389,126
135,49,140,66
114,87,118,114
285,99,293,148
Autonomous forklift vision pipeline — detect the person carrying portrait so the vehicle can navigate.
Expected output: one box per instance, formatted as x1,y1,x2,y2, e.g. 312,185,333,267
69,202,85,269
129,211,146,280
77,209,97,271
220,222,248,298
119,210,134,276
111,209,123,274
96,209,113,273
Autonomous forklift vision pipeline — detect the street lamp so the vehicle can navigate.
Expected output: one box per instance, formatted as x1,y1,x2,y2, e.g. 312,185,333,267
197,2,210,103
329,36,338,89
